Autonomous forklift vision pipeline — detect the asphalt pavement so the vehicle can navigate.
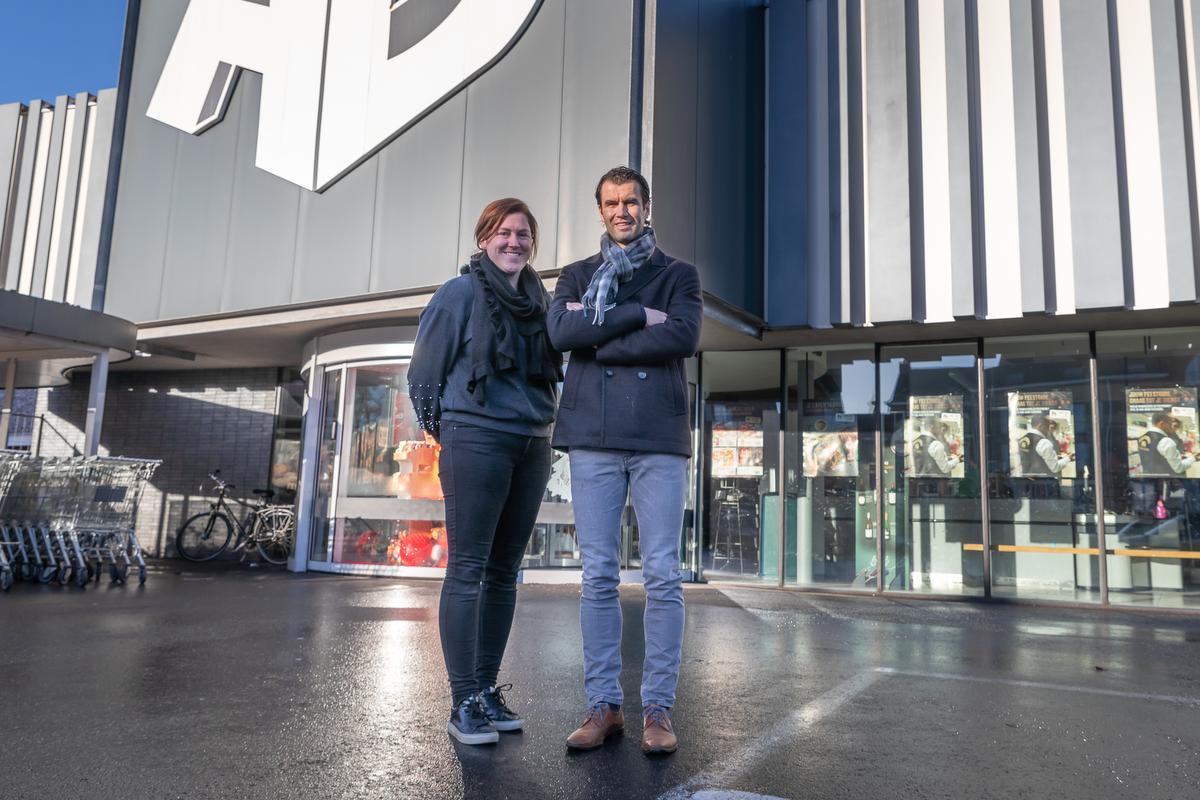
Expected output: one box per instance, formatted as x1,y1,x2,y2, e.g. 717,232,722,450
2,562,1199,799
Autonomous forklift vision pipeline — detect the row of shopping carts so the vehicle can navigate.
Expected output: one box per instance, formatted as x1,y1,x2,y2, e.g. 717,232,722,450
0,452,161,591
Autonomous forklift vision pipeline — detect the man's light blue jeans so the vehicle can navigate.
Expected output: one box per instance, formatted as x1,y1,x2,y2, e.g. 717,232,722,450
568,448,688,709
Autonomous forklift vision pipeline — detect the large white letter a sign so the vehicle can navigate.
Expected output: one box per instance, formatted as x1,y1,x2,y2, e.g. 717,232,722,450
147,0,542,192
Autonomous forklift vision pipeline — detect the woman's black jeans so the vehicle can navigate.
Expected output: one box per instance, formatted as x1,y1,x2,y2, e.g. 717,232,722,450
437,421,551,705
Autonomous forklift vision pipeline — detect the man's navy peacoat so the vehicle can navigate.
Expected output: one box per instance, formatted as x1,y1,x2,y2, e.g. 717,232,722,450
547,248,702,457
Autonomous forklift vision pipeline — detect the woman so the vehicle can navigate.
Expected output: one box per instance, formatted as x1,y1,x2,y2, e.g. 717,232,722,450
408,198,561,745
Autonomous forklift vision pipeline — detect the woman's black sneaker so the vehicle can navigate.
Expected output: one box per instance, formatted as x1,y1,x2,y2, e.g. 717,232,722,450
448,695,499,745
480,684,524,731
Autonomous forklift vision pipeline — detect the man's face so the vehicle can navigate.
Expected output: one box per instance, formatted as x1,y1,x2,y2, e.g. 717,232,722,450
598,180,649,246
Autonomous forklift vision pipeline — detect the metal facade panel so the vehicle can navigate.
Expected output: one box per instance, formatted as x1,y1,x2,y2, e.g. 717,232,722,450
458,0,565,267
47,94,91,303
291,159,378,303
916,0,955,324
370,93,466,292
1059,0,1124,310
71,89,117,310
766,1,810,327
864,0,912,322
555,0,634,268
157,85,242,319
944,0,975,319
0,103,23,287
1150,0,1196,303
1112,0,1171,309
221,77,300,312
1010,0,1046,314
694,0,764,316
647,0,698,267
5,101,44,293
806,0,834,329
103,0,189,321
29,97,69,300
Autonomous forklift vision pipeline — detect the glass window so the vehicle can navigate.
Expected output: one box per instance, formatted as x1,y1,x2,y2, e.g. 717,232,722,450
1097,328,1200,609
785,346,878,589
880,343,984,595
269,370,306,505
701,351,781,582
983,335,1099,602
308,368,342,562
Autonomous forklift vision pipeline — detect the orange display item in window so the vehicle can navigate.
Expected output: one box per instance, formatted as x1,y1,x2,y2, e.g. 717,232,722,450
391,436,443,500
431,525,448,568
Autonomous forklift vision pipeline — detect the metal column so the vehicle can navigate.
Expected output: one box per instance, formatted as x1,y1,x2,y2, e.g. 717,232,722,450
0,359,16,449
1088,332,1110,605
976,341,992,598
290,363,326,573
83,351,109,456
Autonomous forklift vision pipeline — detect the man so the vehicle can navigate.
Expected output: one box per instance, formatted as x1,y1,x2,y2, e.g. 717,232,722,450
910,419,959,477
1138,412,1196,476
547,166,702,755
1018,415,1072,477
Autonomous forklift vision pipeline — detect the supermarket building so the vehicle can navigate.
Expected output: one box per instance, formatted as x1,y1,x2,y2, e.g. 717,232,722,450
4,0,1200,610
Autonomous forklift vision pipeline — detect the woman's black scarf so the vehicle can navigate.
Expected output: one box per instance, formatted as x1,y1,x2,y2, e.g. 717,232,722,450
462,253,562,405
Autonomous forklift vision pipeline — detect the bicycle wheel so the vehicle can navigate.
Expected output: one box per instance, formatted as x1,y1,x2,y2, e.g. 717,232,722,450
175,511,233,561
254,508,295,565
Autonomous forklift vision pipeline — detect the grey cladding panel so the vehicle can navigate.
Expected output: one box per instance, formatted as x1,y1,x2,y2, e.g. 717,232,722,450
648,0,699,267
73,89,117,309
48,93,91,303
767,0,810,327
1059,0,1123,310
371,93,466,292
4,100,43,293
1150,0,1195,302
864,0,912,323
156,81,242,319
944,0,975,318
104,0,189,321
1010,0,1045,313
694,0,764,316
0,103,23,287
222,75,301,312
292,159,378,303
556,0,633,266
459,0,565,268
30,97,68,299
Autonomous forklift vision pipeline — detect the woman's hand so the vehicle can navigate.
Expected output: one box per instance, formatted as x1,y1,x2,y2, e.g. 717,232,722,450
566,302,584,311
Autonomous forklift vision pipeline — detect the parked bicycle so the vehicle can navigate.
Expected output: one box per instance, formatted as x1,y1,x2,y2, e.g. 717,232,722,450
175,471,295,565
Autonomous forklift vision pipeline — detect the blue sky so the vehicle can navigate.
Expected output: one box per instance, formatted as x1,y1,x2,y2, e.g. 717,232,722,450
0,1,129,105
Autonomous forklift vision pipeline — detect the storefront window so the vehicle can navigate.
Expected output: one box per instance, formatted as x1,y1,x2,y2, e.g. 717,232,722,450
1097,328,1200,609
785,346,877,589
983,335,1099,602
701,351,781,582
880,343,984,595
269,370,305,505
332,363,445,567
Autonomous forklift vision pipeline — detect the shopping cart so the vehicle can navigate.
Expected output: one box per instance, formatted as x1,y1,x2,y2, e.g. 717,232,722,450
0,451,31,591
0,454,161,591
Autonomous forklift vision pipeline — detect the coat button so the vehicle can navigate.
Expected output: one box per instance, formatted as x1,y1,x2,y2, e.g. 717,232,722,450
637,371,647,380
605,369,614,377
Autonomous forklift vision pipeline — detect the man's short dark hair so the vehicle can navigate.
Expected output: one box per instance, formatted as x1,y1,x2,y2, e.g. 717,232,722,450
594,166,651,206
1152,411,1175,427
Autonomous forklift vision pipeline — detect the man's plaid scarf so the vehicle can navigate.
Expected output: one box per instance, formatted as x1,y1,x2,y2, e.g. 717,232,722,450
581,227,657,325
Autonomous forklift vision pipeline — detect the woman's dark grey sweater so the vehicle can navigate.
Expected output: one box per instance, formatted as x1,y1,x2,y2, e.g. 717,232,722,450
408,274,557,439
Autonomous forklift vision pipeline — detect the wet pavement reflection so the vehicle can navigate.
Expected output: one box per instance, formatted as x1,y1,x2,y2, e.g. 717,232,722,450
1,564,1198,799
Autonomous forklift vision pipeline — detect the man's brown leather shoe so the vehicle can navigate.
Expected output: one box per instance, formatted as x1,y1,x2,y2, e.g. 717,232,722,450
641,705,677,754
566,703,624,750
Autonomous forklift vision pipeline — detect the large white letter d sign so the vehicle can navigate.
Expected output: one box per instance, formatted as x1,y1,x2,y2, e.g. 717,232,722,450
147,0,542,192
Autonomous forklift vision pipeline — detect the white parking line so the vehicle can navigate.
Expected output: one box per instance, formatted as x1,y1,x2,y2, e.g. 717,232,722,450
875,667,1200,707
692,792,789,800
658,670,882,800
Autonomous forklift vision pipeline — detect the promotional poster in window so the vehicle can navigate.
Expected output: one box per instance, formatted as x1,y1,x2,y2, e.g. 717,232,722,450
904,394,965,478
1126,387,1200,479
1007,391,1076,479
801,400,859,478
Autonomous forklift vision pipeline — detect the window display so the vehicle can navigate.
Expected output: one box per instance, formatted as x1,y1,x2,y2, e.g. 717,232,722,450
1007,391,1076,478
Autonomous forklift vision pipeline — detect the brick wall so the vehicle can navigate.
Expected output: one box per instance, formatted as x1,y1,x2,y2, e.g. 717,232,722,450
34,368,281,557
